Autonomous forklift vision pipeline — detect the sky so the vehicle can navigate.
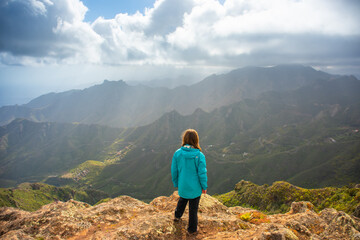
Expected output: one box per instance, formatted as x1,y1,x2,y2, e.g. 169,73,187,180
0,0,360,106
82,0,156,22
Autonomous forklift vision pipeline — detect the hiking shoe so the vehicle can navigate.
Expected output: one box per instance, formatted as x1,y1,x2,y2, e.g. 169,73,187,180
187,230,198,236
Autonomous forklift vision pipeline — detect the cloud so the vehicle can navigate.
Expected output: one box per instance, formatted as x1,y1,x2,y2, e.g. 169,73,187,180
89,0,196,65
166,0,360,66
0,0,102,64
0,0,359,69
144,0,194,36
214,0,360,36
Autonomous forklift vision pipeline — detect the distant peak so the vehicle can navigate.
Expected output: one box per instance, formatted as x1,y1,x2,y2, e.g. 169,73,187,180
228,64,316,75
10,118,29,124
157,110,183,122
273,64,307,68
272,64,316,70
102,80,126,85
193,108,206,115
167,110,182,116
238,64,314,71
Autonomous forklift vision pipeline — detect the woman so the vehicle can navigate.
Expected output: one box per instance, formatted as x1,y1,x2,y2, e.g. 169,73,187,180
171,129,208,234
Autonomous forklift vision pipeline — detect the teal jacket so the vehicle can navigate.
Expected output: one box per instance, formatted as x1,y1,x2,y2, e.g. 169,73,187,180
171,145,208,199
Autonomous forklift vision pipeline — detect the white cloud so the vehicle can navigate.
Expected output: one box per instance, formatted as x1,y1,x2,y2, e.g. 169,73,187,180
0,0,359,69
167,0,224,50
167,0,360,61
28,0,49,16
215,0,360,36
144,0,194,36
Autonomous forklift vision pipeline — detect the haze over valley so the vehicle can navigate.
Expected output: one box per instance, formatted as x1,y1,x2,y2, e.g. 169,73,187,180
1,65,359,201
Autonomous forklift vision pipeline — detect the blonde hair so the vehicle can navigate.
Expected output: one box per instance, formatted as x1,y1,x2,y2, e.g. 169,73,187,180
182,129,202,151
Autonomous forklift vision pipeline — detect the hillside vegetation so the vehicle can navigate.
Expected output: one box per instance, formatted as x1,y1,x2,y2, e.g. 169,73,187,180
215,180,360,217
0,119,124,187
84,76,360,199
0,66,359,201
0,182,108,211
2,179,359,220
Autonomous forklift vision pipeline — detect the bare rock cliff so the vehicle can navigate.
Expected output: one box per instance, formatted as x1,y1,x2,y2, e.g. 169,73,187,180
0,192,359,239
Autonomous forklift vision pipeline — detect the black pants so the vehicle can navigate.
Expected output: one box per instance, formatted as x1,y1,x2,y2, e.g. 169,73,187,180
174,196,201,233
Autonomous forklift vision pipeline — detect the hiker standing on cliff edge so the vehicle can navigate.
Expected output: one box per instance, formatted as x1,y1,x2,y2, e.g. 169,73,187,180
171,128,208,234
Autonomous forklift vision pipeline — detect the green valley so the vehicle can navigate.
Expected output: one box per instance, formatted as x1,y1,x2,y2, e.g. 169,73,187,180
45,75,360,200
0,66,359,204
0,119,125,187
0,182,108,211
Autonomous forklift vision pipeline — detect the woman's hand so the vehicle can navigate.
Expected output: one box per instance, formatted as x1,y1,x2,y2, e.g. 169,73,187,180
202,189,207,194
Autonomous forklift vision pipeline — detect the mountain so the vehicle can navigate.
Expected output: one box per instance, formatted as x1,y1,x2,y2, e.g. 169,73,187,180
1,75,359,200
0,65,336,128
1,191,360,239
128,74,200,89
0,119,124,187
0,66,359,200
80,76,359,199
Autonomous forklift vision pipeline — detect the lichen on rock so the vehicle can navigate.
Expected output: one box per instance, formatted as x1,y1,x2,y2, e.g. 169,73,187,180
0,192,360,239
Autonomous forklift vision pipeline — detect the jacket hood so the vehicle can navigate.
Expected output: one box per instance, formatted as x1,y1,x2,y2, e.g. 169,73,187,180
180,145,200,158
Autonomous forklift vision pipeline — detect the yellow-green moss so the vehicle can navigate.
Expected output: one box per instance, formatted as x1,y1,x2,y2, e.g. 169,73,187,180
215,180,360,215
94,198,112,205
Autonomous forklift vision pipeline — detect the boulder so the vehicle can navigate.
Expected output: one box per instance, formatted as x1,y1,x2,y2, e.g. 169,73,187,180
288,201,314,214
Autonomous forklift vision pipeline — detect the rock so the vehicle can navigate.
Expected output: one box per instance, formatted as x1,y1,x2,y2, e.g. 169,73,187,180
0,207,29,222
354,233,360,240
260,227,299,240
229,206,258,215
282,228,299,240
288,201,314,214
0,230,34,240
258,224,299,240
285,220,311,236
353,204,360,218
0,192,360,240
149,191,179,212
198,193,229,214
260,231,284,240
319,208,360,239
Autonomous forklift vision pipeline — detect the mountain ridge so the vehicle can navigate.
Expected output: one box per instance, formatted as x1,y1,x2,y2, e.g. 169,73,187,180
0,65,342,128
0,119,124,187
0,75,359,198
73,76,360,199
0,66,359,199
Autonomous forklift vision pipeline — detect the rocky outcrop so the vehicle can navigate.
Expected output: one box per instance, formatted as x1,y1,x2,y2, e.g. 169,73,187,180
218,180,360,217
0,192,359,239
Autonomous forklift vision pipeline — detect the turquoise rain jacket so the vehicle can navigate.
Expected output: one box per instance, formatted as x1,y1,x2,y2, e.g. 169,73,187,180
171,145,208,199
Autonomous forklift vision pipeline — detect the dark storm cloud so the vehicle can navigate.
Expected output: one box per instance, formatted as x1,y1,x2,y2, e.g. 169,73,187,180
0,0,101,63
0,0,57,56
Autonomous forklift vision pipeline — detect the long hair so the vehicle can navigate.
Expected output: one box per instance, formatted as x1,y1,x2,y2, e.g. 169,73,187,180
182,129,202,151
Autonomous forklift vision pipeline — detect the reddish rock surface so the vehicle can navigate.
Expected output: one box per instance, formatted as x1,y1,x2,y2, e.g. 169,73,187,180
1,192,359,239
